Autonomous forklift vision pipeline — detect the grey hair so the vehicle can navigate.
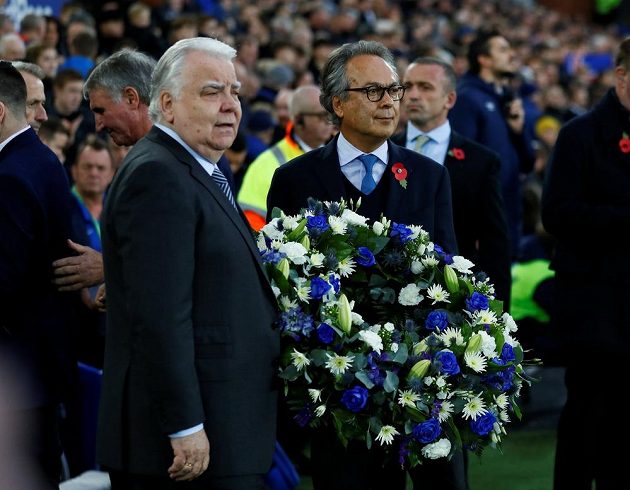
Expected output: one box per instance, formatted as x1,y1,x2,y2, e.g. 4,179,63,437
288,84,321,119
320,40,397,127
409,56,457,93
149,37,237,123
84,48,156,104
11,61,45,80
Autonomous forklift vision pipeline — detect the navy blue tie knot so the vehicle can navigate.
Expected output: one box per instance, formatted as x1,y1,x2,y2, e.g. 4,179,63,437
358,154,379,194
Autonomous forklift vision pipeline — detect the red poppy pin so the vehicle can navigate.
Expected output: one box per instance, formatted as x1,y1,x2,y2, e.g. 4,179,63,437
448,148,465,160
392,162,408,189
620,132,630,154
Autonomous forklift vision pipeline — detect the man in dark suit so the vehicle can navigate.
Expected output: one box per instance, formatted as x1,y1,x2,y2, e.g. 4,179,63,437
542,36,630,490
98,38,279,490
0,60,76,488
393,56,511,310
267,40,457,490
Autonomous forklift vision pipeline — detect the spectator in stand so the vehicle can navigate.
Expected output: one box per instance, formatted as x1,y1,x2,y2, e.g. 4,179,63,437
0,33,26,61
0,13,14,37
239,85,334,230
39,118,70,164
449,29,535,259
19,14,46,47
58,30,97,79
271,87,294,144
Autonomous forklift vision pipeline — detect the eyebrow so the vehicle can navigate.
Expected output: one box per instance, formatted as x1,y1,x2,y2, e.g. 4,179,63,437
202,80,242,91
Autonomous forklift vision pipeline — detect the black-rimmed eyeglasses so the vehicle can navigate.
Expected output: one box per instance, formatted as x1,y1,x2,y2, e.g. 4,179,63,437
343,84,406,102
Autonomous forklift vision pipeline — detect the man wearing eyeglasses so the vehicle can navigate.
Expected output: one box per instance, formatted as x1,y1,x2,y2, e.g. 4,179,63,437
266,40,457,490
238,84,335,231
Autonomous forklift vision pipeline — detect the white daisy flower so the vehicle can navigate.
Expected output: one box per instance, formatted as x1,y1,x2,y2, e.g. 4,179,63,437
315,405,327,417
461,395,488,420
397,389,421,408
439,327,465,347
398,283,423,306
499,410,510,423
464,351,487,373
338,257,356,277
309,253,325,267
293,278,311,303
502,312,518,332
450,256,475,274
478,331,498,358
375,425,400,445
279,295,297,311
426,284,450,304
325,353,355,375
328,216,347,235
340,209,368,226
421,438,451,459
473,309,498,326
279,242,308,264
308,389,322,403
408,225,426,240
290,349,311,371
437,400,454,422
358,330,383,354
494,393,509,410
422,256,439,268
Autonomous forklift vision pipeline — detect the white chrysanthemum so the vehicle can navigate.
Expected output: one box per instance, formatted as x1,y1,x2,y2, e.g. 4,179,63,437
502,312,518,332
281,215,300,230
411,260,425,274
315,405,326,417
279,242,308,264
439,327,465,347
426,284,450,304
464,351,487,373
473,309,498,326
261,219,284,240
499,410,510,423
421,438,451,459
350,313,363,326
340,209,368,226
451,256,475,274
359,330,383,354
309,253,325,267
399,283,423,306
376,425,400,445
294,279,311,303
478,330,498,358
308,389,322,403
338,257,356,277
372,221,385,236
408,224,426,240
503,332,520,348
461,395,488,420
325,353,355,375
279,295,297,311
271,285,281,298
328,215,347,235
397,389,421,408
494,393,509,410
422,256,439,268
437,400,454,422
290,349,310,371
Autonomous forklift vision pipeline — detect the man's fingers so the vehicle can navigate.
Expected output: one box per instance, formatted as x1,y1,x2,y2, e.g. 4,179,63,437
67,239,89,253
52,258,79,269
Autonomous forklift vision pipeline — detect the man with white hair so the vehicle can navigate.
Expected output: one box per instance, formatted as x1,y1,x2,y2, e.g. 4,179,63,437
98,38,279,489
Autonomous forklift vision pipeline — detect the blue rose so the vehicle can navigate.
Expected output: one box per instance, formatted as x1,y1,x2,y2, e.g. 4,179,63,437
328,274,340,293
341,386,369,412
390,222,413,243
425,311,448,331
306,215,329,234
317,323,335,344
435,350,460,375
310,277,331,300
470,411,497,436
356,246,376,267
501,343,515,362
412,418,442,443
466,292,489,312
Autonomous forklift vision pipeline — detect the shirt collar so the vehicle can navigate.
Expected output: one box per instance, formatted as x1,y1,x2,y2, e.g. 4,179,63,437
337,131,388,167
155,123,218,174
407,120,451,145
0,125,31,154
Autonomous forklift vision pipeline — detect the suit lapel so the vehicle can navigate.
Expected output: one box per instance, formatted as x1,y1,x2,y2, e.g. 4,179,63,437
384,141,409,217
444,131,466,174
313,137,348,201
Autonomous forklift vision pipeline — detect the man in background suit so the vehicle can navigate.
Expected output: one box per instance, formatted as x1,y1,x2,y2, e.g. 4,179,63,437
0,60,76,488
542,36,630,490
267,40,457,490
393,56,511,310
98,38,279,490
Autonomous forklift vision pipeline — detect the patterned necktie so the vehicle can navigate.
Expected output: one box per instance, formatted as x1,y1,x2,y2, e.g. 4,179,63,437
358,153,379,195
211,167,237,210
414,134,431,154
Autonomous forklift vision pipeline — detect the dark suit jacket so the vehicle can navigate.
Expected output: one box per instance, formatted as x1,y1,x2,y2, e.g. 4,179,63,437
542,88,630,353
0,127,76,408
266,136,458,253
392,129,511,306
98,127,280,476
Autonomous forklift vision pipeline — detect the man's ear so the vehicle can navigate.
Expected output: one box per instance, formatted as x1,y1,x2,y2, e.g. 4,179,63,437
445,90,457,111
160,91,174,123
332,96,344,119
123,87,141,108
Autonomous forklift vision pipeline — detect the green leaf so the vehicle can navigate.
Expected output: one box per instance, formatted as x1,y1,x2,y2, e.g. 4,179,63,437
270,207,283,219
355,370,375,389
392,343,408,364
366,429,372,449
381,287,396,304
368,274,388,287
309,349,329,366
383,371,399,393
286,218,307,241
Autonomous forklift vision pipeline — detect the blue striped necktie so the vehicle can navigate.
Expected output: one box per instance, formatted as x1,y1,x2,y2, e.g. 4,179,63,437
211,167,237,210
